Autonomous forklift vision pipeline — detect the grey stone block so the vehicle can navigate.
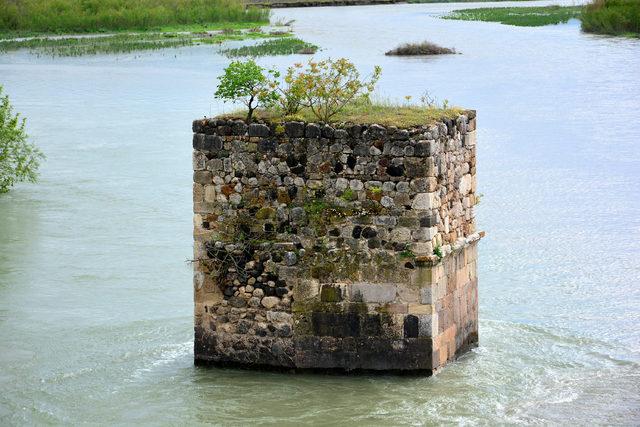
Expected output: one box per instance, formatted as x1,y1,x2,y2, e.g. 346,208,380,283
193,171,212,185
305,123,321,138
363,124,386,140
418,314,437,337
248,123,270,137
420,286,434,304
285,121,305,138
349,283,396,303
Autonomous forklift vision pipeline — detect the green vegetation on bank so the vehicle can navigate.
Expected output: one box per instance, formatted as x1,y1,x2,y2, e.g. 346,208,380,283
0,86,44,193
0,29,287,57
581,0,640,37
248,0,534,4
0,33,193,56
408,0,533,3
442,1,639,36
444,6,581,27
221,37,317,57
0,0,269,34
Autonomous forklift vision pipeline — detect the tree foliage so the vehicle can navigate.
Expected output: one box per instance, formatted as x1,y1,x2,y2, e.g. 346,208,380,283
273,64,307,115
215,58,383,124
288,58,382,123
0,86,44,193
214,59,278,122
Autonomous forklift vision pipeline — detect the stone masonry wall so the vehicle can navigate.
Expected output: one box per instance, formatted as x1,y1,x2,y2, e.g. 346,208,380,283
192,111,481,373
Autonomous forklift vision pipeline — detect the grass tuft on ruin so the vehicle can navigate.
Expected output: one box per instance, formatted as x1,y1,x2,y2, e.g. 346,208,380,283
385,41,456,56
237,97,463,128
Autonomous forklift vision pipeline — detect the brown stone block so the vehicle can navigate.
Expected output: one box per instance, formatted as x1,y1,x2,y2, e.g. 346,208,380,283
204,185,216,203
277,188,291,204
221,184,234,196
194,302,207,317
468,118,476,132
193,241,207,261
193,183,204,204
194,171,213,185
468,260,477,280
202,274,220,294
385,303,408,314
408,303,433,315
447,329,457,361
445,276,455,296
438,339,448,365
294,279,320,302
438,310,446,333
452,297,461,326
456,267,468,288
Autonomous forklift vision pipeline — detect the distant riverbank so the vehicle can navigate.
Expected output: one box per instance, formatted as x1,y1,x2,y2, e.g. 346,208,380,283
0,0,268,36
247,0,396,8
441,1,639,37
0,0,281,57
246,0,535,9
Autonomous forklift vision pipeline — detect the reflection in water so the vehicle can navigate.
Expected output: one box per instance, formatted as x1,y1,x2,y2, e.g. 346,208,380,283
0,0,639,424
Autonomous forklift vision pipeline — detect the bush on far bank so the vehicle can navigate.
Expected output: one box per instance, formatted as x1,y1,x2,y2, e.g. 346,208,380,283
581,0,640,37
385,41,456,56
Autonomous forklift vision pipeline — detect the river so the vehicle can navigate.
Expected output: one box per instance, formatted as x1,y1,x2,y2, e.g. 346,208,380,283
1,0,639,424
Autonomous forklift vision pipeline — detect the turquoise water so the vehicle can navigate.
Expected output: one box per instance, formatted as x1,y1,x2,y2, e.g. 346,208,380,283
1,1,639,424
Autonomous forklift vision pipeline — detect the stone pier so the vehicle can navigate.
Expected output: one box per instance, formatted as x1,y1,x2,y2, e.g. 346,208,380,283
192,112,481,374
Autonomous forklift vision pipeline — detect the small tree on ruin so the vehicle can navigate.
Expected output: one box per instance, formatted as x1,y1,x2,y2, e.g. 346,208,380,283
214,60,278,123
288,58,381,122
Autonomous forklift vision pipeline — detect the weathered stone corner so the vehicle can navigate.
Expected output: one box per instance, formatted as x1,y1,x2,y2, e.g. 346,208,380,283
192,112,481,374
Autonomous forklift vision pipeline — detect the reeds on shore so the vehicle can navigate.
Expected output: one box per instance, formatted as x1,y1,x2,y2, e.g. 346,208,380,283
581,0,640,37
0,0,269,34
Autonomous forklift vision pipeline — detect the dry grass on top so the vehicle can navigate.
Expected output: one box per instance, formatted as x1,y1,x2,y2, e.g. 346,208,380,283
226,99,463,128
385,41,456,56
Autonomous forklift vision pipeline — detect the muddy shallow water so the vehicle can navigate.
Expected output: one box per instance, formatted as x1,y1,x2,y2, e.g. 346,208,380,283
1,0,639,424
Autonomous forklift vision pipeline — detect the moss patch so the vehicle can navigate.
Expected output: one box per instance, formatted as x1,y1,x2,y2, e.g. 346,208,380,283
320,286,343,303
255,207,276,220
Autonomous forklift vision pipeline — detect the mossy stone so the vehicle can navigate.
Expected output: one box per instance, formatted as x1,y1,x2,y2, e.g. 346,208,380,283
255,207,276,220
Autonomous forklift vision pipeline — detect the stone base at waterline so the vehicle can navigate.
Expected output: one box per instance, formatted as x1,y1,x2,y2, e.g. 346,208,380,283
194,239,480,374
